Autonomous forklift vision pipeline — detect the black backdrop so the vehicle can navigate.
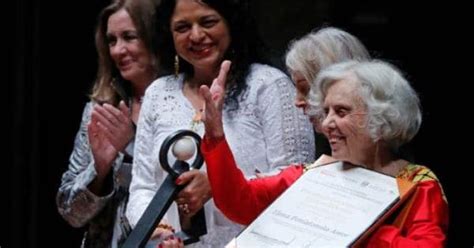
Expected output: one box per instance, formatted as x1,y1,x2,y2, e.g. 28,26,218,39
7,0,471,247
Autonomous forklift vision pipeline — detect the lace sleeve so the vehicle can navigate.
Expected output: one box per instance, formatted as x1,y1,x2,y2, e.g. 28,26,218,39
126,87,161,227
56,102,117,227
127,78,184,231
258,75,315,171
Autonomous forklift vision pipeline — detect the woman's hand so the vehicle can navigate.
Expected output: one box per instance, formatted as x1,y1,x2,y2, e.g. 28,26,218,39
199,60,231,140
150,221,176,241
157,235,184,248
91,101,134,153
175,170,212,217
87,101,134,194
88,112,118,182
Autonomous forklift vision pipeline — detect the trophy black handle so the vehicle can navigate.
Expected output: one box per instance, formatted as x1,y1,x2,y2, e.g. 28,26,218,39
175,208,207,245
121,175,182,248
121,130,206,248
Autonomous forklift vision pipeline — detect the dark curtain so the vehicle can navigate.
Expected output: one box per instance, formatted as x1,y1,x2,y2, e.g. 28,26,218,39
8,0,41,247
7,0,470,247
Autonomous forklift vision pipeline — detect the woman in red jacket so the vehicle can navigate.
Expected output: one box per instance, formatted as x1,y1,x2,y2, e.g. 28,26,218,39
198,60,448,247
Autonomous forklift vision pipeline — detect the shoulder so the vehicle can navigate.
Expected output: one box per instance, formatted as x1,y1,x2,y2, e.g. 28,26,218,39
146,74,183,96
245,64,294,97
83,101,94,114
247,63,291,85
398,164,447,202
79,101,95,124
398,164,440,183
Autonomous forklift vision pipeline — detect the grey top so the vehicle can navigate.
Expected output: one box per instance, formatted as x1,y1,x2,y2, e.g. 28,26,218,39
56,102,133,248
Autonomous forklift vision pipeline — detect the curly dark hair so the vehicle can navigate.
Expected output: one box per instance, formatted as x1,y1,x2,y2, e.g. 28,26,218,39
156,0,268,110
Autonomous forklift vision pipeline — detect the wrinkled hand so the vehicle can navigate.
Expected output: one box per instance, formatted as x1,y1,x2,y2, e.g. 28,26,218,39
199,60,231,139
175,170,212,217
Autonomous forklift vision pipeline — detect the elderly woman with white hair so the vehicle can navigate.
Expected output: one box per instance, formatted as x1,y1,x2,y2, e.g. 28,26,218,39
198,60,448,247
285,27,370,112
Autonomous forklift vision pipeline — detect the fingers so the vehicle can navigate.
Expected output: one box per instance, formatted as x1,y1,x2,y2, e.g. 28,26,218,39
254,169,266,178
199,83,225,139
175,171,211,213
199,85,213,107
87,121,101,151
175,171,211,215
93,102,131,130
213,60,231,93
178,203,191,215
175,171,199,211
88,116,100,137
255,173,265,178
93,104,121,126
158,235,183,248
90,102,134,151
150,222,175,240
174,170,196,186
209,60,230,102
199,61,230,119
118,100,130,116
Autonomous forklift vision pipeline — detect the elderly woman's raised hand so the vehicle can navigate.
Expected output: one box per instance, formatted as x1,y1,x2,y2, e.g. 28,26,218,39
199,60,231,140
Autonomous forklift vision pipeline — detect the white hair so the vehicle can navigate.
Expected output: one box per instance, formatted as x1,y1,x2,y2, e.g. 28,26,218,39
308,60,422,149
285,27,371,86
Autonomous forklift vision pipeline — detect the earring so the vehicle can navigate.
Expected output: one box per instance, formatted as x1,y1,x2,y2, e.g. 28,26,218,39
174,55,179,78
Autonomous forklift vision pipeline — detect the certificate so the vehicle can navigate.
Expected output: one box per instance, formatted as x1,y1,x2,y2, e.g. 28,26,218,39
234,159,414,247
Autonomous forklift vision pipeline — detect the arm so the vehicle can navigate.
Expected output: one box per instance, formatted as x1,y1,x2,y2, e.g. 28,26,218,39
126,89,161,227
202,136,304,225
199,62,303,224
367,180,449,248
173,61,231,217
126,84,179,230
56,103,122,227
257,73,315,172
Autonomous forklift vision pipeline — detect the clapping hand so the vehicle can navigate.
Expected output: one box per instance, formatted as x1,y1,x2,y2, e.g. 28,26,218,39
88,101,134,180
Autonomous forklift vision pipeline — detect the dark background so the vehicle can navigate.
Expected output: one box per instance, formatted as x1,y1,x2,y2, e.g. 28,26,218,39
7,0,471,247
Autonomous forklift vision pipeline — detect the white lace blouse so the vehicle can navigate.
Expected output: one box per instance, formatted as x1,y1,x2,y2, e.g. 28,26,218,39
127,64,315,247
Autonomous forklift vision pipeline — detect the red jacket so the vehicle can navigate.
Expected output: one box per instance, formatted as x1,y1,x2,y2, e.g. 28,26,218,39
202,136,449,247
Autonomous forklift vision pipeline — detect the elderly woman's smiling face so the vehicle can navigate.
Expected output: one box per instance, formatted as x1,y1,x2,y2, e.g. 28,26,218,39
320,77,375,165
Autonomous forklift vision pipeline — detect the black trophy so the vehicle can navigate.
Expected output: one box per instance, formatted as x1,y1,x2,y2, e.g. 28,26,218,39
121,130,207,248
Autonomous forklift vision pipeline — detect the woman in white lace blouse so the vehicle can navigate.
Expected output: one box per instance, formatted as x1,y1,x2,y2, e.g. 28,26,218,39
126,0,315,246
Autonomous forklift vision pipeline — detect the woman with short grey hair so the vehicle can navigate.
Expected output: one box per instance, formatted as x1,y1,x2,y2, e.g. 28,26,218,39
200,59,448,247
309,60,422,151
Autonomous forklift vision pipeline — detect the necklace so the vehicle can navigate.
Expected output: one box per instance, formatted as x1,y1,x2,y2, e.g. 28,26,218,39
183,82,204,132
190,109,202,132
